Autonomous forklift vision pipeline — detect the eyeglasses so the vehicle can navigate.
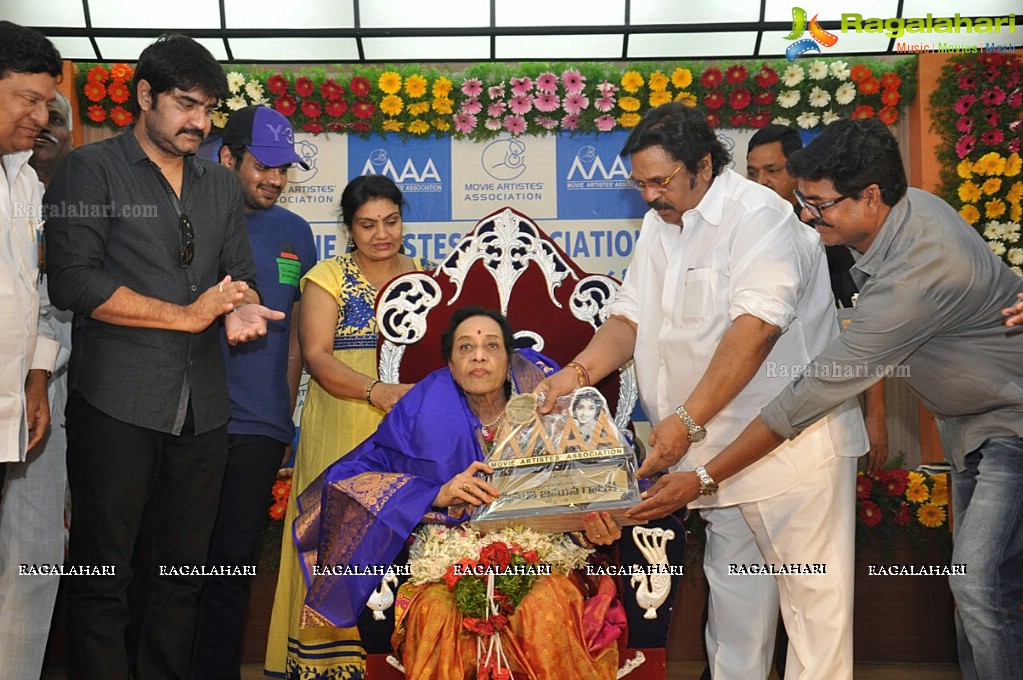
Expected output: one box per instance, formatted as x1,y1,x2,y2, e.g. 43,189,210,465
793,188,851,221
627,163,685,193
179,213,195,268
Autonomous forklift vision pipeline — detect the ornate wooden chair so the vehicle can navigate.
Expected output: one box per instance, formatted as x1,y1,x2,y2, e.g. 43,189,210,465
363,207,684,680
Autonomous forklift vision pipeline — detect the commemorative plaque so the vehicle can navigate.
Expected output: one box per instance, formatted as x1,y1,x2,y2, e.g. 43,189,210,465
470,387,644,533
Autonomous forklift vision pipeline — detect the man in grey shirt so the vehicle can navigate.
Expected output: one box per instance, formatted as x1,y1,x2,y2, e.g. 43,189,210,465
45,34,283,679
632,118,1023,680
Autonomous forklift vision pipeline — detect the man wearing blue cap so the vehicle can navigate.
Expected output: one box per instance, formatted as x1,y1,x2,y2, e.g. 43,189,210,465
191,105,317,679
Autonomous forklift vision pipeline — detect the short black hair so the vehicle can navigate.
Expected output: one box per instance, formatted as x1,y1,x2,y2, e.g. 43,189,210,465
0,21,61,80
748,124,803,159
129,34,228,116
787,118,908,206
224,144,247,168
338,174,405,227
440,306,515,365
621,103,730,177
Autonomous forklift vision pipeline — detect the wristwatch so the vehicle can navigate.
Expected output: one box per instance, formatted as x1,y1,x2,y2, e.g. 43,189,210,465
694,465,719,496
674,405,707,443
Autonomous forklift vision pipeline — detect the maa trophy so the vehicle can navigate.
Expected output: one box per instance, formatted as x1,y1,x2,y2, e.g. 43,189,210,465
471,387,644,533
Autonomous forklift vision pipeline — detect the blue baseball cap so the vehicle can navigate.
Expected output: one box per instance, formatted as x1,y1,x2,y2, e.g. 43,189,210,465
221,105,309,169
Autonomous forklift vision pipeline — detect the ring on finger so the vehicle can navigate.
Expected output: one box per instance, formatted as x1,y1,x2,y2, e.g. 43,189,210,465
461,483,471,493
219,283,224,292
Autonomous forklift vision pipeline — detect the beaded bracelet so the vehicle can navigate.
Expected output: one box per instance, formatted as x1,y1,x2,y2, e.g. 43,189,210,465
365,379,381,405
566,361,591,387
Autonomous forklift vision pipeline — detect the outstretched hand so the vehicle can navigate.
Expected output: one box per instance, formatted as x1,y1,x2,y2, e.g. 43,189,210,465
638,415,691,478
433,461,498,508
1002,292,1023,327
626,472,699,521
534,367,581,414
225,303,286,345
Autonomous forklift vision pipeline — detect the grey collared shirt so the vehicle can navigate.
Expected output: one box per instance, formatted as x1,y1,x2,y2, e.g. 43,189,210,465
44,128,257,436
761,188,1023,470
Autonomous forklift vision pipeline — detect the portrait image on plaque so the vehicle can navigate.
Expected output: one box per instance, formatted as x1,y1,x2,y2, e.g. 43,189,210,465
470,387,644,533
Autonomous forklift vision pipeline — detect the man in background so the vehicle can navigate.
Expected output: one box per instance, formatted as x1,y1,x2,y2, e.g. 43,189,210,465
0,21,61,678
192,105,316,680
0,91,73,679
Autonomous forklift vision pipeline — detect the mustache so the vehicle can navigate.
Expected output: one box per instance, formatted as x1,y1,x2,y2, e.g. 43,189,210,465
35,131,58,144
810,217,834,229
177,127,206,138
647,198,675,211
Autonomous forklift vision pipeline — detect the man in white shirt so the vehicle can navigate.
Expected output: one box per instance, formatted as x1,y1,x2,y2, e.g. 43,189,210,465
540,103,867,680
0,19,62,678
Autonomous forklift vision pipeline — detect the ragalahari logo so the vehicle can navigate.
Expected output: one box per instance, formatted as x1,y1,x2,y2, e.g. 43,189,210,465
784,7,839,61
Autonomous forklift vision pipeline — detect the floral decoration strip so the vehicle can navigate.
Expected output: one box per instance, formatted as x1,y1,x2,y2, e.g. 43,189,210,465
931,53,1022,274
76,58,914,139
856,468,949,545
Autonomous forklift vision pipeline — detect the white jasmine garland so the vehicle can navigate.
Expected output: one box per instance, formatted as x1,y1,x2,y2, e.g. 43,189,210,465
782,64,805,87
835,82,857,106
797,111,821,129
808,60,829,80
808,86,831,108
777,90,801,109
829,60,851,80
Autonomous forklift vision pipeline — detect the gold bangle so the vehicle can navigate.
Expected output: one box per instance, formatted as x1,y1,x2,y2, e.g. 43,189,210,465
365,379,381,406
566,361,590,387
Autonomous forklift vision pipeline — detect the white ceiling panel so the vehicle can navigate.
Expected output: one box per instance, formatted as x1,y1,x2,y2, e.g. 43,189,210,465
630,0,761,25
228,37,359,61
763,0,901,23
89,0,221,29
496,0,625,27
360,0,490,28
362,36,489,61
628,32,760,59
224,0,355,29
4,0,87,27
50,37,98,61
495,34,623,59
94,37,227,61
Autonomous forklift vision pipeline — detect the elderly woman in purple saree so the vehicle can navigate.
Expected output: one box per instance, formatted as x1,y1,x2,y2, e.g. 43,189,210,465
292,306,625,679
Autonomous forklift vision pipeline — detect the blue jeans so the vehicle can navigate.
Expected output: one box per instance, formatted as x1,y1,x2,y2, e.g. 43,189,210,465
950,436,1023,680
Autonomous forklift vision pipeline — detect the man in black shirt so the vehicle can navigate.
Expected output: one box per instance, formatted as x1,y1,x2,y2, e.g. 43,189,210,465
45,34,283,680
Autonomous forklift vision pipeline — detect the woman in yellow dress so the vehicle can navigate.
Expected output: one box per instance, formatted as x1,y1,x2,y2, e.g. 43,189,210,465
264,175,428,678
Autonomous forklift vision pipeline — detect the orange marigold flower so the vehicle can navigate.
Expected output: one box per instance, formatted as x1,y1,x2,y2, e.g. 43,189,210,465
86,65,109,83
83,81,107,103
878,106,899,125
960,204,981,224
109,106,133,127
408,119,430,135
905,482,930,504
850,64,873,82
404,74,428,98
649,90,672,107
620,71,644,93
407,101,430,116
671,68,693,89
378,71,402,95
985,199,1007,219
268,501,286,521
87,105,107,123
618,112,641,128
648,71,669,92
107,80,130,104
109,63,133,80
880,89,900,107
859,77,881,95
880,72,902,90
382,119,404,132
851,105,875,119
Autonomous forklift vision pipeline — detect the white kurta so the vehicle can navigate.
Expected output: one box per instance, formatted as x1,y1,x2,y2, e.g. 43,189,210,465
0,151,59,462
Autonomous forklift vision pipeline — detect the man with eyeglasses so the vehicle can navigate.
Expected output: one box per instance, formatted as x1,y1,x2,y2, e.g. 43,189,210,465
44,35,284,680
191,105,316,679
539,103,867,679
668,117,1023,680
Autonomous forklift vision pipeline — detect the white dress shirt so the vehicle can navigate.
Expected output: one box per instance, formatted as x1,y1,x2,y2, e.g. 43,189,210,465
1,151,59,462
610,169,866,506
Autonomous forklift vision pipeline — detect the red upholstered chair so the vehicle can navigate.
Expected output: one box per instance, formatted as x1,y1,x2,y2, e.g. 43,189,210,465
363,207,680,680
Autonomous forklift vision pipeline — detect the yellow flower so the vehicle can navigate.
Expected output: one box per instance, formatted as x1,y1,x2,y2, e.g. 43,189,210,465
648,71,669,91
408,101,430,116
671,67,693,89
982,178,1003,196
618,112,642,128
621,70,644,93
957,158,974,179
974,152,1007,176
986,199,1007,219
649,90,672,107
960,204,981,224
404,74,428,98
432,76,453,99
378,71,402,95
905,482,930,504
431,97,454,115
380,94,404,116
408,119,430,135
907,471,926,486
676,91,698,106
619,96,641,112
916,502,946,528
958,180,982,203
930,484,948,507
1007,181,1023,204
1011,203,1022,222
382,119,404,132
210,110,228,128
1006,153,1022,178
432,117,451,132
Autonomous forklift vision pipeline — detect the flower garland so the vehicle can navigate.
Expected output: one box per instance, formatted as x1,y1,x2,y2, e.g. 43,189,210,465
80,63,136,127
856,468,950,550
76,58,914,139
268,477,291,520
931,53,1023,274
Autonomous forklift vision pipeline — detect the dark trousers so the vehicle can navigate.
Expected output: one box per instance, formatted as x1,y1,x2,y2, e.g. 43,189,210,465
64,391,228,680
192,434,284,680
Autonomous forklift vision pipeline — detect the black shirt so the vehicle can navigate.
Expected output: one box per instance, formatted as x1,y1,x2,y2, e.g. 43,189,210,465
44,127,257,435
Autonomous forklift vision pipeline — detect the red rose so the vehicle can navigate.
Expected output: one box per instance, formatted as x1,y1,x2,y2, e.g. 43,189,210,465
703,90,725,111
479,541,512,570
729,88,751,110
700,68,723,89
295,77,315,98
325,99,348,117
301,121,324,134
301,99,322,118
859,500,882,528
274,94,297,117
753,65,778,88
320,78,345,101
350,76,371,98
267,74,290,96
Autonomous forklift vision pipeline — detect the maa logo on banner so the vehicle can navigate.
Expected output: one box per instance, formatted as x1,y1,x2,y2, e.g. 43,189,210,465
348,137,451,222
556,131,647,220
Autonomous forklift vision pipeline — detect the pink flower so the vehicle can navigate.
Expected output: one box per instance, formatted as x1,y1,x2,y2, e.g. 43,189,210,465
561,113,581,131
956,135,976,159
503,115,526,134
487,102,506,117
534,94,560,112
595,95,615,112
536,72,558,93
461,98,483,115
1006,70,1021,90
594,115,617,132
983,109,999,127
454,113,477,133
488,83,505,99
562,69,584,93
485,118,502,131
509,94,533,115
596,80,618,95
958,75,976,90
461,78,483,97
536,116,558,130
1009,90,1023,108
981,129,1005,145
562,93,589,115
981,86,1006,106
1009,138,1021,154
957,116,975,134
510,77,533,96
954,94,976,114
